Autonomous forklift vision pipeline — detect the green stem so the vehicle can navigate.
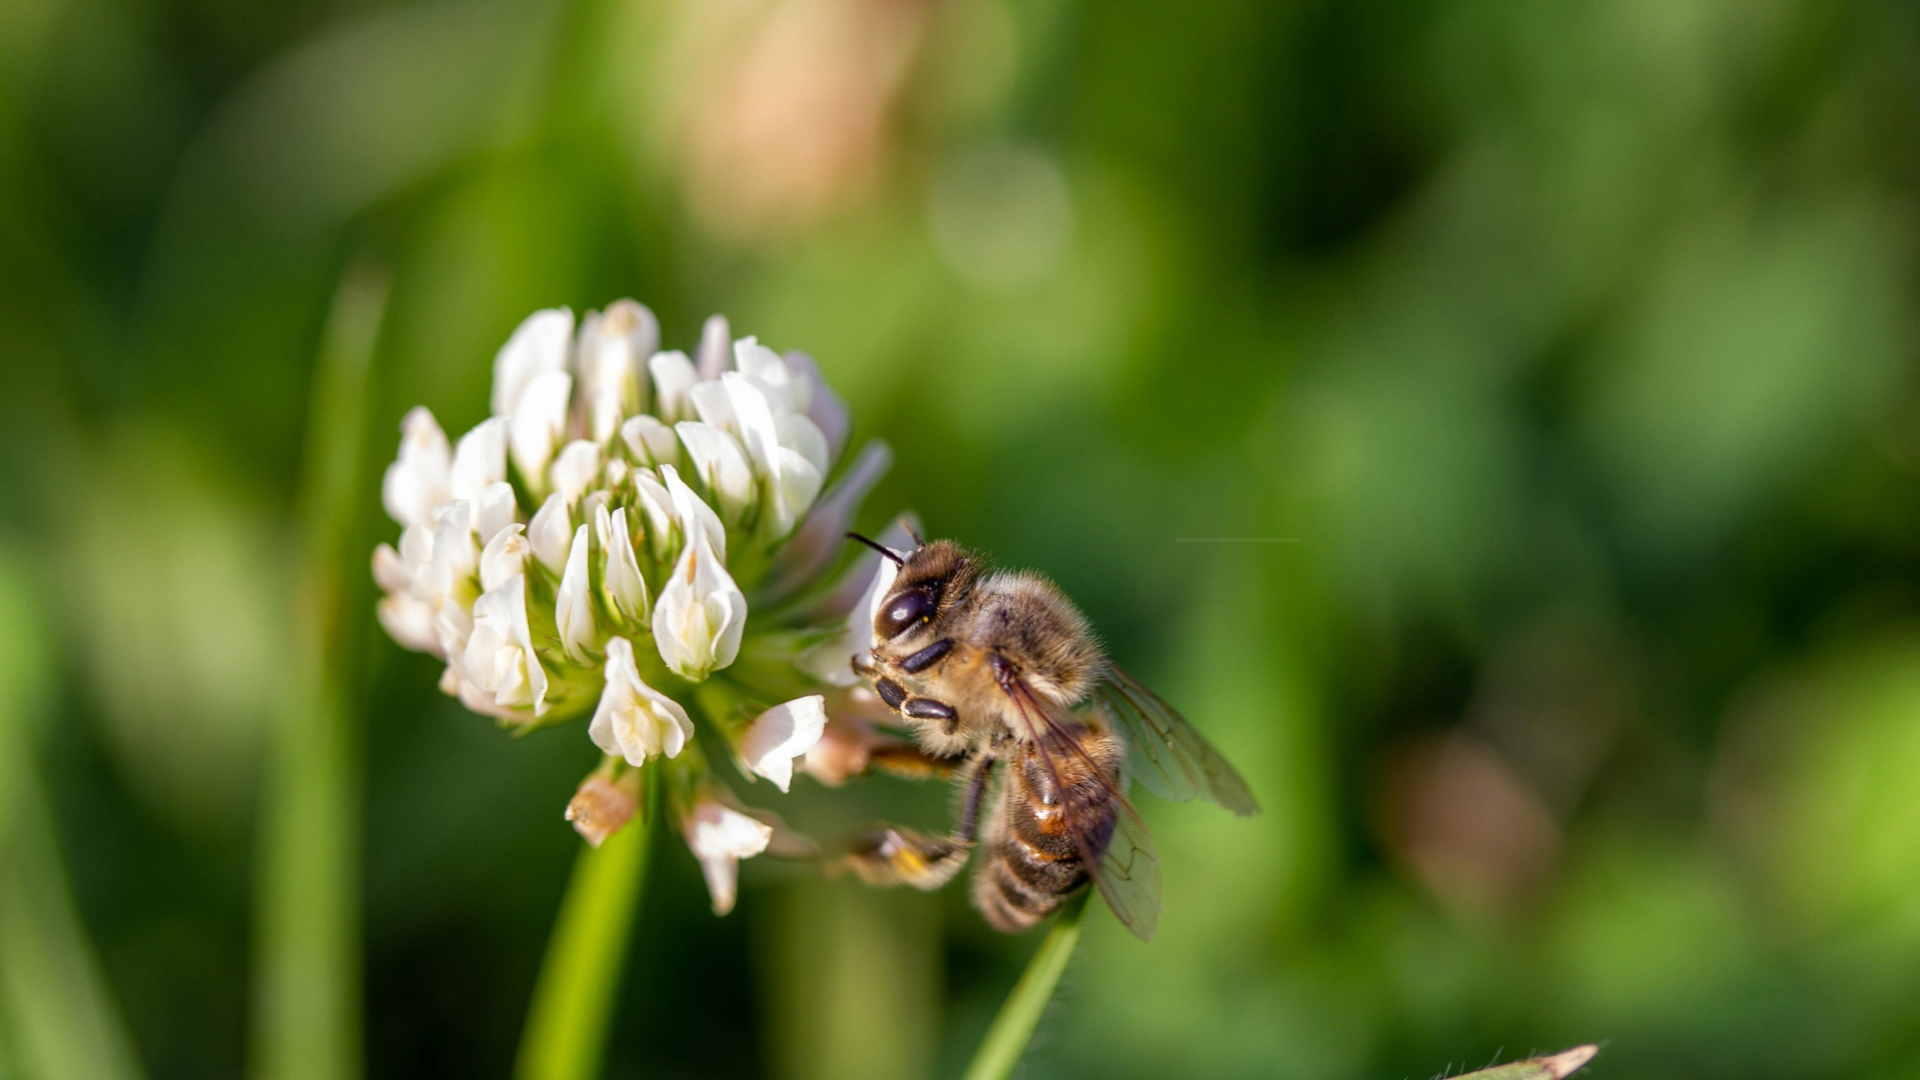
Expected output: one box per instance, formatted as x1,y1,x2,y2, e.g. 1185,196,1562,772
960,891,1092,1080
514,807,653,1080
253,262,387,1080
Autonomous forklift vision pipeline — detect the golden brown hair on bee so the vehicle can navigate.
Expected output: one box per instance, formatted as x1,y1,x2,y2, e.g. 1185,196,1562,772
957,571,1105,708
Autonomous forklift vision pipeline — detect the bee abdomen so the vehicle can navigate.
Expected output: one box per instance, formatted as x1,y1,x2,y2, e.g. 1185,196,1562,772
972,797,1093,932
973,841,1086,933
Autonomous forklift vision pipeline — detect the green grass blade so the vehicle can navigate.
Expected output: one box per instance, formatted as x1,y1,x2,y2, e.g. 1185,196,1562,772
960,891,1092,1080
514,815,652,1080
252,262,388,1080
0,555,147,1080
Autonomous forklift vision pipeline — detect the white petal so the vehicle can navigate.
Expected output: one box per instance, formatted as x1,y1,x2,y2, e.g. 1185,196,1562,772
649,350,698,422
372,543,412,593
449,417,509,504
684,797,772,916
465,574,549,715
479,523,528,592
588,637,693,766
577,300,657,441
650,530,745,681
781,350,847,463
694,314,731,381
675,422,755,523
549,439,602,506
601,506,649,623
492,308,573,418
732,336,798,412
718,372,780,473
557,524,597,663
474,481,519,544
689,380,736,431
620,414,680,466
632,472,676,561
528,493,573,574
381,406,452,529
429,500,478,603
775,412,830,478
434,596,473,663
763,446,823,541
659,464,727,561
739,696,828,793
509,370,574,491
376,592,440,655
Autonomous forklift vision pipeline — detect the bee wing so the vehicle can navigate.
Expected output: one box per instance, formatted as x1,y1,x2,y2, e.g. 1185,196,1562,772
1002,675,1164,941
1092,665,1260,817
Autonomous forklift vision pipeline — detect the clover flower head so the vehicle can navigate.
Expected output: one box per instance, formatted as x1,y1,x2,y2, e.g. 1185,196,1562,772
373,300,897,917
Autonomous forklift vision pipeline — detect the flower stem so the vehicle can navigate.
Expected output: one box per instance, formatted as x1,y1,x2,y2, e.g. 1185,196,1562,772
514,806,652,1080
960,890,1092,1080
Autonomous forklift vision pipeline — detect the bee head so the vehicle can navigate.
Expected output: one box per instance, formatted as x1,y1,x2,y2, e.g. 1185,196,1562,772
848,534,977,643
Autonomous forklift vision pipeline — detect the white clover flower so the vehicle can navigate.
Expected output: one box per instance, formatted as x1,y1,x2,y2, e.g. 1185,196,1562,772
492,308,574,418
675,421,754,523
474,482,517,545
631,471,676,561
557,524,597,663
479,523,528,592
660,464,727,560
739,696,827,793
588,637,693,766
448,417,508,505
528,493,572,574
621,414,679,467
652,528,745,681
428,500,479,609
374,298,899,919
373,544,438,654
577,300,658,444
510,371,574,493
649,350,699,423
598,504,649,624
381,407,452,529
550,440,602,506
683,795,772,916
459,574,550,715
695,314,731,380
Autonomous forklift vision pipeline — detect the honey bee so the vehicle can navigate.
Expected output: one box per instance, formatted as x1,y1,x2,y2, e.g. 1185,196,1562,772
842,533,1258,940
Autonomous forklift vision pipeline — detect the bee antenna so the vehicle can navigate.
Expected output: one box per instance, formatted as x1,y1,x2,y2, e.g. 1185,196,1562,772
903,521,926,548
846,532,906,566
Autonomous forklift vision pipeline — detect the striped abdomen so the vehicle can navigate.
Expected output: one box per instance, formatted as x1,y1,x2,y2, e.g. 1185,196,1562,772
970,736,1121,933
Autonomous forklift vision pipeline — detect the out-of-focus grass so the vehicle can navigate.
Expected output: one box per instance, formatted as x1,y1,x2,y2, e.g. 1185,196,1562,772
0,552,145,1080
251,263,388,1080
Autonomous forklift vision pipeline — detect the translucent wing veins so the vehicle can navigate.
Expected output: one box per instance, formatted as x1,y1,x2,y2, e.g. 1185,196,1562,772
1093,664,1259,817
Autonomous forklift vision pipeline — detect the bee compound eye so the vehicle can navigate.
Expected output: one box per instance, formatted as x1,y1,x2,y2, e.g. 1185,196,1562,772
876,588,935,639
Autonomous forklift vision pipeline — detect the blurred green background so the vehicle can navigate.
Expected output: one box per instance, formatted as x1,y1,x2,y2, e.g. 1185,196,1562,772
5,0,1920,1077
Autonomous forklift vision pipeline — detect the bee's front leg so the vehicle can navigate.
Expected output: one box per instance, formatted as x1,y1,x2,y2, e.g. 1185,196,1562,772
873,670,960,734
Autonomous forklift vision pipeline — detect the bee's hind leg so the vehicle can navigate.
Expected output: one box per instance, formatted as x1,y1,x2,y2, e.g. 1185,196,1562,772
842,826,972,890
843,756,994,891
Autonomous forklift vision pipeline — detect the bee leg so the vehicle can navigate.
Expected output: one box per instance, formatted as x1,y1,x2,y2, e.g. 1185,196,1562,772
899,638,953,673
851,653,878,679
842,825,972,890
955,755,995,844
874,677,907,710
901,696,960,736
